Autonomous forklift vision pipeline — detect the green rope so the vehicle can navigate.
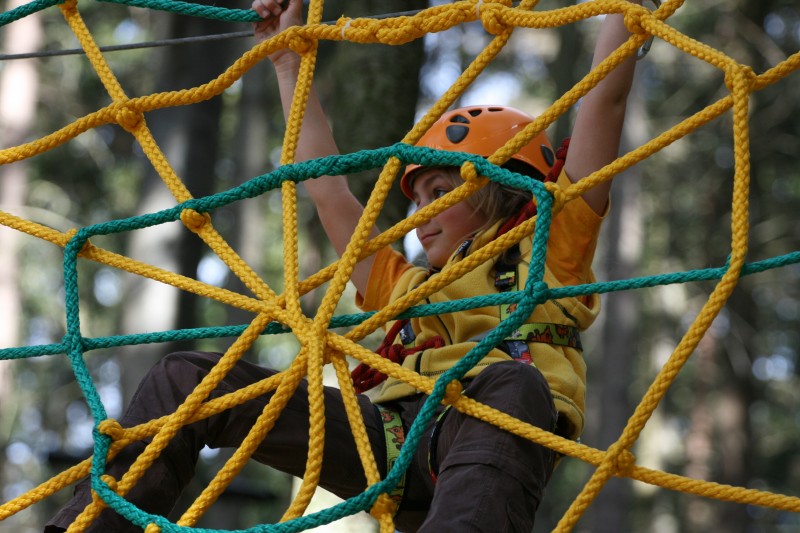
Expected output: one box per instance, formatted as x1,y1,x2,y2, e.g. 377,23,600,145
0,0,63,27
98,0,261,23
3,250,798,364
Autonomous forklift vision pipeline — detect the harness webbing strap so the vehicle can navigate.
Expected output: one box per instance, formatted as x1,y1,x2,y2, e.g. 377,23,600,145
505,322,583,351
377,405,407,505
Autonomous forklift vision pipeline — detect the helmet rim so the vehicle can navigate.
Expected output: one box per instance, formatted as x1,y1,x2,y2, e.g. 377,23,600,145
400,106,554,199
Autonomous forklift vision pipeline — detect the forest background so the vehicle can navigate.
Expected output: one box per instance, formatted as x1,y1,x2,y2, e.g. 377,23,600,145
1,0,799,531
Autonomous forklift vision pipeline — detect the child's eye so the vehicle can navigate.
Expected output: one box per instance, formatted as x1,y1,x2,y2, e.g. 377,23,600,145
433,188,448,199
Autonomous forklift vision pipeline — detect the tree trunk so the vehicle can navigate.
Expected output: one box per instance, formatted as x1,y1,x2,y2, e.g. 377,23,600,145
581,77,645,533
0,4,43,527
551,21,584,145
317,0,428,238
0,0,43,429
119,10,237,395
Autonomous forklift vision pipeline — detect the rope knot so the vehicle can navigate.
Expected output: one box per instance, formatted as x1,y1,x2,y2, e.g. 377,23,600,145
442,379,463,405
479,2,509,36
65,228,92,253
724,64,757,93
529,281,549,303
180,208,210,233
100,474,118,493
370,493,398,520
623,4,651,36
611,449,636,475
460,161,487,189
286,29,315,55
62,332,84,352
544,181,565,214
115,104,144,133
98,418,125,442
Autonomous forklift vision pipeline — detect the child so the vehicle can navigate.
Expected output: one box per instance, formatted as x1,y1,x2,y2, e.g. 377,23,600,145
46,0,641,530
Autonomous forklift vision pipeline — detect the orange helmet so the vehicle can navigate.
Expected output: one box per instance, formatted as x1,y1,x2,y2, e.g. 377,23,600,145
400,106,555,198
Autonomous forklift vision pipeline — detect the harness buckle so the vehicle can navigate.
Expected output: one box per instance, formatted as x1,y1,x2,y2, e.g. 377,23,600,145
499,340,533,364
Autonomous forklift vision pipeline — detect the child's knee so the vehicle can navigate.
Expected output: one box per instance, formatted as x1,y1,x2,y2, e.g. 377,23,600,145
139,351,221,399
471,361,550,398
154,351,219,377
467,361,555,427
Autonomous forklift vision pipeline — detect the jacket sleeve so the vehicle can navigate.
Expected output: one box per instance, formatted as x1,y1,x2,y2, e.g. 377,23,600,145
546,169,607,288
355,246,414,312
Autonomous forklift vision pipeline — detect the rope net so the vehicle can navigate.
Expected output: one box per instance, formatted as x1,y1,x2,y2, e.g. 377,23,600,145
1,0,799,531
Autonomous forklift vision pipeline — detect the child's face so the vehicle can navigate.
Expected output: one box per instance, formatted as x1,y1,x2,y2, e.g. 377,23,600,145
410,168,489,269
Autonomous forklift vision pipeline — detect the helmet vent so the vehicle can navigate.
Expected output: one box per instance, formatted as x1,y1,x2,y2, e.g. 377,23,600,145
450,114,470,124
445,124,470,144
541,145,556,167
468,109,482,117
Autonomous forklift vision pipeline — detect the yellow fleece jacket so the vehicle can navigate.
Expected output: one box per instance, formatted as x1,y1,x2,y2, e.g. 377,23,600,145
357,170,604,439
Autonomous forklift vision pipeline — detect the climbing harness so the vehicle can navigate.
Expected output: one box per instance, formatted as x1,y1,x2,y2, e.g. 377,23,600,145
377,405,407,505
352,137,580,392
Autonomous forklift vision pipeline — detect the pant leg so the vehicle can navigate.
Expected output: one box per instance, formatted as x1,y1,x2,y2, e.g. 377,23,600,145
388,393,441,533
46,351,385,532
418,361,558,533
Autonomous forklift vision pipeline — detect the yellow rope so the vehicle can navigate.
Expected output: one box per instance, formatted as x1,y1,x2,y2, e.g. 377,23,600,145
2,0,800,531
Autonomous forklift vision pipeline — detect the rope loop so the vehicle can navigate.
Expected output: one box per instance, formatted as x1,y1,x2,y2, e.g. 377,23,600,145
724,63,757,93
180,208,211,233
442,379,464,405
115,103,144,133
460,160,488,189
623,4,652,36
543,181,565,214
529,281,549,303
62,332,84,353
479,2,510,36
64,227,92,253
100,474,119,493
97,418,125,442
285,28,315,55
611,449,637,476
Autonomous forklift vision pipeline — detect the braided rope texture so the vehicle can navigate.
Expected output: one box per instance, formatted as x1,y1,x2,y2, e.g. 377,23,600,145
1,0,800,531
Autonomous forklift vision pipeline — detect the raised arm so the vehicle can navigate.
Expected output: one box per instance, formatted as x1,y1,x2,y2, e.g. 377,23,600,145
564,0,643,215
253,0,377,295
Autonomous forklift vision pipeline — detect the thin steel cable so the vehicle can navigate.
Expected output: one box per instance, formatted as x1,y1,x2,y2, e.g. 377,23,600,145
0,8,425,61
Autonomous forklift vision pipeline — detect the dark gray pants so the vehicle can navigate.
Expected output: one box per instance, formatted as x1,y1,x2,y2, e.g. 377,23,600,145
46,352,556,533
